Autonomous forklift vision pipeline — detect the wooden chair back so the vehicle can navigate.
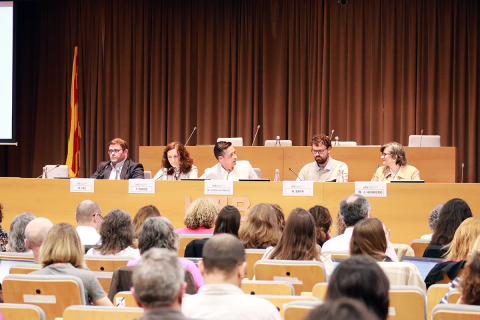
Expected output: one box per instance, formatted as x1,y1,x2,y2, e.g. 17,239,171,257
9,263,41,274
329,253,349,260
0,303,46,320
256,295,321,318
427,284,450,320
0,253,35,261
447,290,461,304
241,280,294,296
178,235,212,257
84,257,132,294
63,306,144,320
311,282,328,301
113,291,138,307
245,249,266,280
432,304,480,320
284,301,321,320
410,240,430,257
387,286,426,320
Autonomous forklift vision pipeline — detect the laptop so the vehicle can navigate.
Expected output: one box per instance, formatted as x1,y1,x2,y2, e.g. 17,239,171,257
0,258,36,283
401,256,444,280
43,165,69,179
239,179,270,182
390,180,425,183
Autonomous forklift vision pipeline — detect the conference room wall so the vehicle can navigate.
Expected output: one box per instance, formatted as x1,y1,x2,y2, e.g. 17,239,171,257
0,0,478,182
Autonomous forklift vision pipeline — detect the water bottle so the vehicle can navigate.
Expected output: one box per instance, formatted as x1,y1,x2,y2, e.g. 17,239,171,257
274,169,280,182
337,169,344,182
335,136,339,146
43,167,47,179
275,136,281,146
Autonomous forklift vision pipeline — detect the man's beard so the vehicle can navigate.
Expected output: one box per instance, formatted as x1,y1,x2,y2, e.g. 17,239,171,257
315,156,328,165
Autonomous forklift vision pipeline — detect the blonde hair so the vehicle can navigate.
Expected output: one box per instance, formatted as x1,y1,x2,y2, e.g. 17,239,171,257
238,203,282,249
445,217,480,261
40,223,86,269
184,198,218,229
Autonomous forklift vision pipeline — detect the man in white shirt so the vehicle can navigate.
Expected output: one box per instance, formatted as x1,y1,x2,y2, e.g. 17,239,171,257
297,134,348,182
25,218,53,263
182,234,282,320
200,141,258,180
321,194,398,262
75,200,102,246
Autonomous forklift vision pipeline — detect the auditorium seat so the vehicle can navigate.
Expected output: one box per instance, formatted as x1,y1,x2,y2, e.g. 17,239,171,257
311,282,328,300
0,303,46,320
408,135,441,147
446,289,461,304
113,291,137,307
144,171,152,179
427,284,450,319
410,239,430,257
178,234,213,257
9,262,41,274
284,300,322,320
63,305,144,320
241,280,295,296
245,249,266,280
388,285,427,320
84,256,135,294
432,304,480,320
392,243,415,261
256,295,321,318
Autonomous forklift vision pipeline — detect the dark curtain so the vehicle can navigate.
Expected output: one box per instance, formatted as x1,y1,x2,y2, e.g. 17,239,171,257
0,0,478,182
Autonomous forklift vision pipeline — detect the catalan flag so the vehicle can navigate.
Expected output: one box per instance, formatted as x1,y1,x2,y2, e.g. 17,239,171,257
66,46,81,177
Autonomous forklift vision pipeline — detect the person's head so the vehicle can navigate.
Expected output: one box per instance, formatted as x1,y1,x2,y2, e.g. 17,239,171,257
459,251,480,305
214,206,241,237
268,208,320,261
339,195,370,227
184,198,218,230
305,298,380,320
75,200,102,229
214,141,237,171
138,217,179,255
200,234,246,285
350,218,388,261
238,203,282,249
326,256,389,320
161,142,194,174
311,134,332,166
9,212,36,252
269,204,286,232
309,205,332,246
444,217,480,261
132,205,161,238
429,204,444,232
108,138,129,165
40,223,86,269
132,248,186,310
334,211,347,236
430,198,473,246
25,218,54,252
96,209,134,255
380,142,407,167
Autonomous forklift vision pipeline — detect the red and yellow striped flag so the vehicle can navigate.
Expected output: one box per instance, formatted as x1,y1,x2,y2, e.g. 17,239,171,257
66,46,81,177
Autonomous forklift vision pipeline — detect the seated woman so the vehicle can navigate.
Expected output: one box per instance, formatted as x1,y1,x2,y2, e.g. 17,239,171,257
0,202,9,252
132,205,161,239
185,205,241,258
269,203,286,232
127,217,204,291
261,208,334,279
31,223,112,306
420,204,443,240
371,142,420,182
175,198,218,234
457,251,480,305
238,203,282,249
350,218,391,262
424,198,473,258
7,212,35,252
153,142,198,180
309,205,332,247
86,209,140,257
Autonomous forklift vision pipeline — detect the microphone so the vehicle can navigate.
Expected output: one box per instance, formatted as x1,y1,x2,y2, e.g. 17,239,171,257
37,164,61,179
419,129,424,147
329,130,334,141
461,163,465,183
174,167,181,180
251,125,261,146
156,167,175,180
185,127,197,146
95,161,112,179
372,164,379,181
289,167,302,181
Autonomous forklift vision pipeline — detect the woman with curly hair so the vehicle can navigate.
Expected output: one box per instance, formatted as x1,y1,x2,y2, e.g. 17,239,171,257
132,205,161,238
309,205,332,247
86,209,140,257
270,203,286,232
239,203,282,249
175,198,218,234
0,203,8,252
153,142,198,180
458,251,480,304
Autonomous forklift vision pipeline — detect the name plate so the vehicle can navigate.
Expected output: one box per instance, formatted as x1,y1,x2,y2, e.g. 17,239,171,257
70,179,95,193
355,181,387,197
283,181,314,196
129,179,155,194
204,180,234,195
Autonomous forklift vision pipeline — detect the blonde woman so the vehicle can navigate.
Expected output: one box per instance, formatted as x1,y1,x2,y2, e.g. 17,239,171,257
31,223,112,306
238,203,282,249
132,205,161,238
175,198,218,234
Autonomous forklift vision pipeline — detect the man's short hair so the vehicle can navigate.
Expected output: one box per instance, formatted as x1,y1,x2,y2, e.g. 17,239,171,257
75,200,101,224
202,234,246,275
25,218,53,248
132,248,184,308
9,212,36,252
311,134,332,149
214,141,232,160
109,138,128,150
339,195,370,227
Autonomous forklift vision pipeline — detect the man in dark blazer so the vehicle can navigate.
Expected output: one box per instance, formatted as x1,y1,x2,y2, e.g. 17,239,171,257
91,138,145,179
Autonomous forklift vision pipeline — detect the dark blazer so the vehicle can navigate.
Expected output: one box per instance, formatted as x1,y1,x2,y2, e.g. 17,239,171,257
90,158,145,179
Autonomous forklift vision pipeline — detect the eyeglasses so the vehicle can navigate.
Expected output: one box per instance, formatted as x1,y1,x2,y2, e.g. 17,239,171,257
108,149,123,154
382,153,394,157
93,213,104,220
312,149,328,155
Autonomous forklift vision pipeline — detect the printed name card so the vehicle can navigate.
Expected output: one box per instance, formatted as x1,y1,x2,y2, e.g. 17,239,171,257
355,181,387,197
70,179,95,193
129,179,155,194
283,181,314,196
204,180,234,195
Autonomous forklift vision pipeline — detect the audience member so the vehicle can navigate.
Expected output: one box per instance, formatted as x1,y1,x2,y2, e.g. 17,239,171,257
182,234,282,320
86,209,140,257
305,298,379,320
321,195,397,262
127,217,204,291
326,256,389,320
0,202,8,252
75,200,102,246
238,203,282,249
269,204,286,232
308,205,332,246
350,218,390,261
31,223,112,306
334,211,346,236
24,218,53,263
7,212,35,252
262,208,334,279
132,205,161,238
420,204,443,240
176,198,218,234
131,248,191,320
458,251,480,305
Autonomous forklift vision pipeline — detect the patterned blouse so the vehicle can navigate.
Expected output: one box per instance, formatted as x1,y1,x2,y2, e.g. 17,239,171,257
0,226,8,252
